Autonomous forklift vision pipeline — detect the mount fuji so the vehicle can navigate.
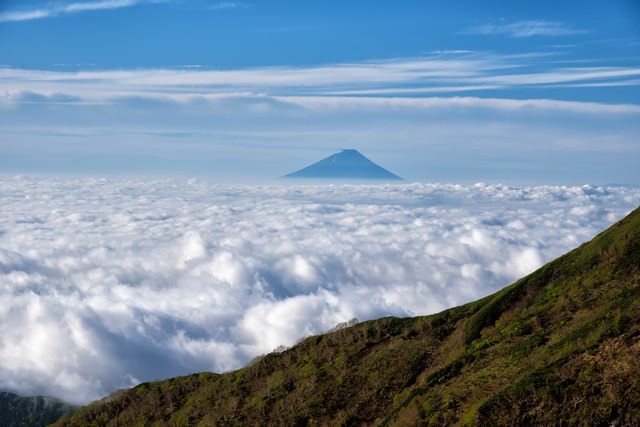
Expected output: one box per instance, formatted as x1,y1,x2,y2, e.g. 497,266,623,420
283,149,403,180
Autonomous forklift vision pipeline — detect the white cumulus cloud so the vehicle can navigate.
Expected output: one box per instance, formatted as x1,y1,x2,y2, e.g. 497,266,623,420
0,177,638,403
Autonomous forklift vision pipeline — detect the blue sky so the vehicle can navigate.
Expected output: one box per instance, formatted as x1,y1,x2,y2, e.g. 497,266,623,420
1,0,639,183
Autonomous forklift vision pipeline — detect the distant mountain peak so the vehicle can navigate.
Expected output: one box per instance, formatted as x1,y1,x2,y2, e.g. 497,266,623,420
283,149,402,180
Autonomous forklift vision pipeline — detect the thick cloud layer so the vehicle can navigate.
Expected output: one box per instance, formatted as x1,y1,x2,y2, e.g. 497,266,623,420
0,177,638,403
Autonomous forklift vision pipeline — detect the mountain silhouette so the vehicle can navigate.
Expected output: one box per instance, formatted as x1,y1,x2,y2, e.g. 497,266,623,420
284,149,402,180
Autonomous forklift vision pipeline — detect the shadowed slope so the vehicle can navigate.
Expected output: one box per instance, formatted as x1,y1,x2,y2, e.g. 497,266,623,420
55,207,640,426
283,149,403,180
0,392,76,427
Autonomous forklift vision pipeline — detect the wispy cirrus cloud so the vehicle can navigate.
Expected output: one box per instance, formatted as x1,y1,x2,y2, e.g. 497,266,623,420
208,1,247,10
0,0,146,23
2,52,640,106
278,95,640,115
465,20,586,38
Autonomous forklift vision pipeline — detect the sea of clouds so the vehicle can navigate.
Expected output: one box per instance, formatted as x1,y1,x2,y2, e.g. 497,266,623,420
0,176,638,403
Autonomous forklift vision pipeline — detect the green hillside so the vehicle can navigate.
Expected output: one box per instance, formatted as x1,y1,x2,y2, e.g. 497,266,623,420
54,207,640,426
0,392,76,427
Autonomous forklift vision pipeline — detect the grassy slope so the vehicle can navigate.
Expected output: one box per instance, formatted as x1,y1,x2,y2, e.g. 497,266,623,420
0,392,76,427
54,207,640,426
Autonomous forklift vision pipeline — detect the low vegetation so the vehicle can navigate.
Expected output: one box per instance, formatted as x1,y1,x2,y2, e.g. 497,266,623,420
54,207,640,426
